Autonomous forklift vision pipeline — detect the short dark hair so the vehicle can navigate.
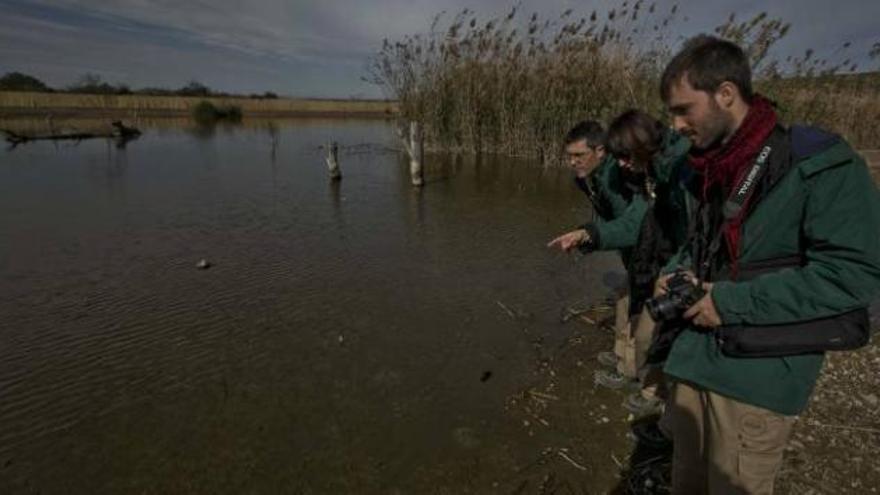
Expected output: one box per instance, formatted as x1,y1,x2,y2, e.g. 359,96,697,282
564,120,605,148
660,34,753,103
605,109,665,168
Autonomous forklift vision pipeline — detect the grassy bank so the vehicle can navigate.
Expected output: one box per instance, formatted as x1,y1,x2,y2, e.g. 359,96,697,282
368,4,880,160
0,91,398,118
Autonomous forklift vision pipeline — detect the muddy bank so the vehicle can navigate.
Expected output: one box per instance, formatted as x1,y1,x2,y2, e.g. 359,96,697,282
507,301,880,494
502,303,651,494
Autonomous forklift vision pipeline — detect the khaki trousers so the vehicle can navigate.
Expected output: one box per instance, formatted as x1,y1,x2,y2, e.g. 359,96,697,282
614,301,657,383
612,294,631,367
667,381,796,495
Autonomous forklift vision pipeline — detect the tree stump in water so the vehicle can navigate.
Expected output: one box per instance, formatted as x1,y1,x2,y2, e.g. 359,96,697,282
409,121,424,187
325,141,341,181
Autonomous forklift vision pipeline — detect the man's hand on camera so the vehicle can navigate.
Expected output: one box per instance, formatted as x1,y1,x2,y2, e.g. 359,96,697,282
683,283,721,328
654,270,695,296
654,273,674,296
547,229,589,252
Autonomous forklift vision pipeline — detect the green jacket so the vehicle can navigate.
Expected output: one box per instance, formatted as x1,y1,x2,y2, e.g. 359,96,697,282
646,129,692,248
664,127,880,415
625,129,691,311
584,130,690,252
576,154,648,252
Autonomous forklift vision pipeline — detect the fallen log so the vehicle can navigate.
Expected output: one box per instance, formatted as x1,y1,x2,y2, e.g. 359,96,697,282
2,121,141,145
2,129,99,144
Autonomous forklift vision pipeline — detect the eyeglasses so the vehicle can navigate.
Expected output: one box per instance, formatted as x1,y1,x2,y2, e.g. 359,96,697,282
565,146,598,159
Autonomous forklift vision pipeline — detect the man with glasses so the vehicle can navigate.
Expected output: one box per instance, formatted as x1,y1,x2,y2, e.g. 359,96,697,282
548,120,649,389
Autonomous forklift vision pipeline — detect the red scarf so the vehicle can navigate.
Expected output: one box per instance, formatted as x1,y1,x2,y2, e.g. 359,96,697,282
688,95,777,274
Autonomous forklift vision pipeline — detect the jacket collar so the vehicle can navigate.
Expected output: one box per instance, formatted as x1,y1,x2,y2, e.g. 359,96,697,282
652,128,691,184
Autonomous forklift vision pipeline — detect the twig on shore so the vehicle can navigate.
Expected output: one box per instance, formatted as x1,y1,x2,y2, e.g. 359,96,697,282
578,315,597,325
529,390,560,401
558,450,588,472
497,300,517,320
611,454,623,469
561,306,591,323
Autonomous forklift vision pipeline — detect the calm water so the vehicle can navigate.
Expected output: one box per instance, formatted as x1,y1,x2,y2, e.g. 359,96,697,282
0,118,626,493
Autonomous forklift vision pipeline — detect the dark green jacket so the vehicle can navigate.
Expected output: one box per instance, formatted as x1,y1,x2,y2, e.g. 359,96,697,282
664,127,880,415
576,154,648,252
646,129,692,248
626,129,691,312
580,131,690,253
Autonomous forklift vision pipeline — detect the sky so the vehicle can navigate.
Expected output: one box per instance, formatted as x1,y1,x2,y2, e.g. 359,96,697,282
1,0,878,99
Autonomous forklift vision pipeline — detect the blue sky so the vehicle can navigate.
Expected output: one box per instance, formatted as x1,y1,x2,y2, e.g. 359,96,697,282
1,0,878,98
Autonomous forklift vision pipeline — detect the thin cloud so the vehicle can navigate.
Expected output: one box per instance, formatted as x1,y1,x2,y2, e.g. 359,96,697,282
2,0,878,98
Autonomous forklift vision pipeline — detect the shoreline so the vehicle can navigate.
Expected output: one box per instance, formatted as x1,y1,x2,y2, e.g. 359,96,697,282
0,91,398,119
0,107,395,119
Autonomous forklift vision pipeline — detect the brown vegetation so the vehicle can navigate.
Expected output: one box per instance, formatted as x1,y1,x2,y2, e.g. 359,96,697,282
368,3,880,161
0,91,398,118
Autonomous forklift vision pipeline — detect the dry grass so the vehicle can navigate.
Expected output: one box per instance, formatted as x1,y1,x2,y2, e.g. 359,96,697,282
0,91,398,116
759,77,880,149
368,3,880,161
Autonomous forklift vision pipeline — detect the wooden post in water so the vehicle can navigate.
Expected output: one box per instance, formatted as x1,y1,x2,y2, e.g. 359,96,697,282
409,121,424,187
325,141,341,181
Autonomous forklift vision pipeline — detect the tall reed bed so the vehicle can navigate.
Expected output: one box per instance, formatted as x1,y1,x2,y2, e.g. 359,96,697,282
368,2,880,160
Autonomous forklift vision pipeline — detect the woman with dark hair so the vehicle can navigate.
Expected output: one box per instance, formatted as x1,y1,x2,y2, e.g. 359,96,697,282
596,109,691,423
606,110,668,180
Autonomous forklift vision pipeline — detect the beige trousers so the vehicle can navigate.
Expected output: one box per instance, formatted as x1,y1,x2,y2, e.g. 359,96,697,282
612,294,631,366
667,380,796,495
614,299,658,384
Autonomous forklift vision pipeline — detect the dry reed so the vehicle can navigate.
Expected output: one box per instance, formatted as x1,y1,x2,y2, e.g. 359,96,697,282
367,2,880,161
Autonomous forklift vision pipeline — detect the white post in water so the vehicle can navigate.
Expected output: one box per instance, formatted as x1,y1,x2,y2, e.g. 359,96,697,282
409,121,424,187
325,141,341,181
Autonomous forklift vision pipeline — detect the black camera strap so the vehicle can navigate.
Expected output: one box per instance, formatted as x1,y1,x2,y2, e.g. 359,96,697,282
696,144,773,278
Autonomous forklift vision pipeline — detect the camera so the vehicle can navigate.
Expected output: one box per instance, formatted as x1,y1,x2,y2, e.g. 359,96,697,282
646,271,706,322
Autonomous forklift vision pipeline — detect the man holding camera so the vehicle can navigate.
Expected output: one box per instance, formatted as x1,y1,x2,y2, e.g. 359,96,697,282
656,35,880,494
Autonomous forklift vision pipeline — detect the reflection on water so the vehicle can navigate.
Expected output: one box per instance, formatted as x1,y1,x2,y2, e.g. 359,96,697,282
0,117,625,493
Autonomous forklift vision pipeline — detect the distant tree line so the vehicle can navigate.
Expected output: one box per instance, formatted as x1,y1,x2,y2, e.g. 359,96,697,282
0,71,279,99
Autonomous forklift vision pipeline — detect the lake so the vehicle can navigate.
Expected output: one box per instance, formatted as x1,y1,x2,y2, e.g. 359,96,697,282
0,117,629,493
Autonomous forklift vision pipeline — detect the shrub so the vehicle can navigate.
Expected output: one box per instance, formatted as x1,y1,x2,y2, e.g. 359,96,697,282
0,72,51,92
191,100,243,123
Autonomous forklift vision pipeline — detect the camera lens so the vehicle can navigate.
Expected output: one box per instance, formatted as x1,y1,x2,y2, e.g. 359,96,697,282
646,295,677,321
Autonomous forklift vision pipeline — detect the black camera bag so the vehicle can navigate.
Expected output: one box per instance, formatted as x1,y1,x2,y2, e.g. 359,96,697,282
715,309,869,357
